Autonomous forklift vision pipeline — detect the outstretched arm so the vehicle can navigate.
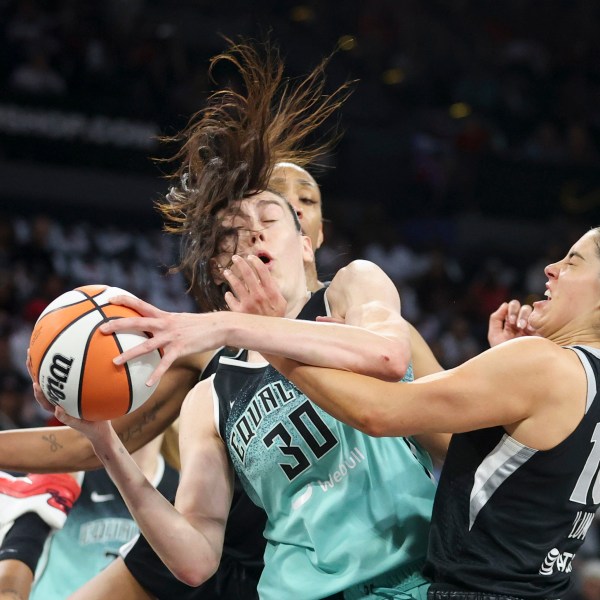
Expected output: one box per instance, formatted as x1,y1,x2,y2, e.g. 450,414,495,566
270,336,565,442
56,378,232,587
0,361,198,473
101,258,412,386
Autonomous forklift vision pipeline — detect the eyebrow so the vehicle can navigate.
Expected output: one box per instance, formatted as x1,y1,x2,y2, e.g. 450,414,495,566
256,198,286,209
270,176,317,188
569,251,585,260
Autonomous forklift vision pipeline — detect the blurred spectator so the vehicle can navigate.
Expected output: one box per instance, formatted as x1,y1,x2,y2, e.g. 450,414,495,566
437,314,481,369
9,48,66,96
569,559,600,600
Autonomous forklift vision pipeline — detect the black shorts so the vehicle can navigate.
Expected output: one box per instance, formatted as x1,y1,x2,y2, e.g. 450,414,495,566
124,532,261,600
124,487,266,600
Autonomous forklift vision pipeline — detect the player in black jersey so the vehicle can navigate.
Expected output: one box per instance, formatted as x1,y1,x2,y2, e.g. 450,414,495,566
245,226,600,600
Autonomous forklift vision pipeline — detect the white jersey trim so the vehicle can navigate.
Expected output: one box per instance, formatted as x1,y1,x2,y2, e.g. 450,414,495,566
219,356,268,368
569,346,598,414
469,433,536,530
206,374,222,442
323,288,333,318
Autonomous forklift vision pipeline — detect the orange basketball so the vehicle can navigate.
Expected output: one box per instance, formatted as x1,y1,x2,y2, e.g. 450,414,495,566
29,285,161,421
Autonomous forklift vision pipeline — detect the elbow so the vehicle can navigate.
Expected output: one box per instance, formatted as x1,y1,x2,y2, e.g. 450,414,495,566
373,352,410,383
353,406,392,438
173,556,220,588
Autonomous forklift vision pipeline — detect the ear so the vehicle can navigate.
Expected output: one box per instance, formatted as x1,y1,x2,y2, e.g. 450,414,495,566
316,223,324,250
302,234,314,265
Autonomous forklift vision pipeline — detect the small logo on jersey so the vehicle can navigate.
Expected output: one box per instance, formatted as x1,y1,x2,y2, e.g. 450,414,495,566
317,447,365,492
292,485,314,510
539,548,575,575
91,491,115,503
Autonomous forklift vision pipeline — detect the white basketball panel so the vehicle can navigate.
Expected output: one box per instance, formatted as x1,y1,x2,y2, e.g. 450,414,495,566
38,310,104,418
37,290,90,322
93,287,138,307
115,331,160,411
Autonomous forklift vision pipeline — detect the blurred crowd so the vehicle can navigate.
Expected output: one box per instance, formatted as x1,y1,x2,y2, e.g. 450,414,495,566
1,0,600,212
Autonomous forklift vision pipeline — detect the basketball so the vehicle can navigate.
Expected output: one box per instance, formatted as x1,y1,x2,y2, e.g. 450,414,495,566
29,285,161,421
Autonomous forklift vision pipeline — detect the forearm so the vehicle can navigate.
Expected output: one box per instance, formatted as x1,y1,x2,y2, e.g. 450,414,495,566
268,357,386,432
0,560,32,600
1,365,195,474
223,312,410,380
0,427,98,473
91,427,221,586
0,395,175,474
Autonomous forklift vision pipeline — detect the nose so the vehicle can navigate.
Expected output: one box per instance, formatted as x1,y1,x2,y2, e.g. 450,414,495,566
248,229,265,245
544,261,558,279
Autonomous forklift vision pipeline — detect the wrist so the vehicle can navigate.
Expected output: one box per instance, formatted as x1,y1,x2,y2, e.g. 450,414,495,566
216,310,243,348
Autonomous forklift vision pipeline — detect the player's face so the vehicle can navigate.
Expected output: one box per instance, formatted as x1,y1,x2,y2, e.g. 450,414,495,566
213,191,313,302
530,230,600,338
269,163,324,251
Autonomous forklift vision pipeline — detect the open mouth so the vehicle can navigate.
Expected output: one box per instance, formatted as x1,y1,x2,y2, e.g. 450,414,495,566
256,252,272,265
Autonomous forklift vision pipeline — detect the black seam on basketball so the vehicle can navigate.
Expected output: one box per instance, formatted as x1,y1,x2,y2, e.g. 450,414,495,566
78,320,102,419
37,296,95,323
78,287,111,303
109,321,134,415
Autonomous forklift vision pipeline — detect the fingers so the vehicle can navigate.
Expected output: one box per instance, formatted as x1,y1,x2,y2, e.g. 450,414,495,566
33,381,55,412
100,316,157,336
26,349,35,382
112,337,162,366
224,255,287,317
507,299,534,331
316,316,346,324
108,295,162,317
517,304,534,331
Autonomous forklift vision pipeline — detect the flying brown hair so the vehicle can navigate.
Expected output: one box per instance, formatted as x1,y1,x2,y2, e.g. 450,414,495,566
157,39,354,312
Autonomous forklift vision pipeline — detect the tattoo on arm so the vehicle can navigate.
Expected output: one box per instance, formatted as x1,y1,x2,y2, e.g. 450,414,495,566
117,400,163,446
42,433,63,453
0,589,27,599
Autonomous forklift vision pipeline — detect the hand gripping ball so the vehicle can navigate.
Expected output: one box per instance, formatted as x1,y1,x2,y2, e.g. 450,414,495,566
29,285,161,421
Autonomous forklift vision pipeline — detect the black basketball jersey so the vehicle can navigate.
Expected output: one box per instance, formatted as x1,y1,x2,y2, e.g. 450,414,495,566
213,287,328,442
424,345,600,599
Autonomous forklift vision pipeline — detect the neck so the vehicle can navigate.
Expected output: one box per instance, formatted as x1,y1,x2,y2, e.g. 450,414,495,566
285,289,312,319
548,327,600,349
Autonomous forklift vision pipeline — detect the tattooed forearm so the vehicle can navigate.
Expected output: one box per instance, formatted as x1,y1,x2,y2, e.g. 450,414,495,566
117,400,163,446
41,433,64,453
0,589,27,599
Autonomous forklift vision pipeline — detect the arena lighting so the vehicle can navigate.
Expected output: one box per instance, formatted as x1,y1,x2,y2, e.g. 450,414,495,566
290,5,315,22
382,68,405,85
449,102,472,119
338,35,357,51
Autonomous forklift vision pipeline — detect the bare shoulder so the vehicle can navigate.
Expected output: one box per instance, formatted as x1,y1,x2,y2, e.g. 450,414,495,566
329,259,389,289
470,336,578,409
485,335,565,366
180,376,216,427
327,260,399,317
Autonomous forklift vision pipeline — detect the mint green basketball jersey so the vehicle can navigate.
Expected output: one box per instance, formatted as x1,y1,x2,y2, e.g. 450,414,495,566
214,289,436,600
31,459,178,600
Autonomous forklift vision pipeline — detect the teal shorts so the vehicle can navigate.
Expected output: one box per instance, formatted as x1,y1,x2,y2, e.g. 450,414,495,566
343,562,430,600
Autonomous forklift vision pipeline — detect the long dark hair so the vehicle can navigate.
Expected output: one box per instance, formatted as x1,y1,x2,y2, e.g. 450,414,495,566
157,39,354,312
